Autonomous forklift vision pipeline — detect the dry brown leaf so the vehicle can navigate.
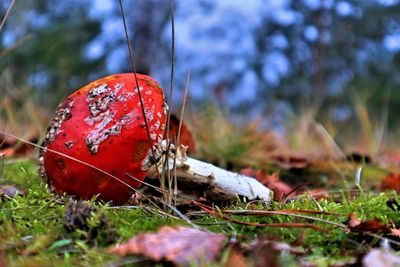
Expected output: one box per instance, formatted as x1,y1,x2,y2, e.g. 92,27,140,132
269,181,295,201
166,114,196,154
345,213,389,233
269,153,310,170
224,248,250,267
245,240,305,267
380,152,400,166
109,226,226,266
239,169,294,201
390,228,400,238
345,213,362,229
305,188,329,200
0,131,39,157
381,173,400,193
0,185,26,198
239,167,258,178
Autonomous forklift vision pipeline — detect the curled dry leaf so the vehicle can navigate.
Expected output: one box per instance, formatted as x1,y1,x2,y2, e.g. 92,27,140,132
345,213,389,234
224,248,250,267
166,114,196,154
345,213,362,229
0,131,39,157
0,184,27,198
229,239,305,267
109,226,226,266
269,153,310,170
379,151,400,166
305,188,329,200
380,173,400,193
239,168,294,201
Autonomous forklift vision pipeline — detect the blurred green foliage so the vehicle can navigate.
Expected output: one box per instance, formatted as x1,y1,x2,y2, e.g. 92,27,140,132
0,1,106,107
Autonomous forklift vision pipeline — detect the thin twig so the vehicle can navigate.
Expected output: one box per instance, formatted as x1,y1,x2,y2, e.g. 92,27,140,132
190,202,346,228
125,172,167,194
117,0,159,173
164,0,175,205
164,0,175,146
177,72,191,147
193,201,323,231
173,72,191,204
165,202,198,228
0,0,16,32
118,0,165,209
0,34,32,58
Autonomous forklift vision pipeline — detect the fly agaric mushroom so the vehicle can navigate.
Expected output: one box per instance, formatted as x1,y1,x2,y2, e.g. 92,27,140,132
38,73,167,204
39,73,271,204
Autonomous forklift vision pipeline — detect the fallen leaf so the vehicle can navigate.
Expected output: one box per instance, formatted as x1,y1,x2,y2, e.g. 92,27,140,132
268,181,295,201
0,185,26,198
166,114,196,154
239,169,294,201
255,170,280,185
269,153,310,170
305,188,329,200
388,220,400,238
354,219,389,233
245,240,305,267
109,226,226,266
252,241,279,267
345,213,389,233
378,151,400,166
390,228,400,238
381,173,400,193
239,167,258,178
224,246,250,267
345,213,362,229
362,249,400,267
0,132,39,157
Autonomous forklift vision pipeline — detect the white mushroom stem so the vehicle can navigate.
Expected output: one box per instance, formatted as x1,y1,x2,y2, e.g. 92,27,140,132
146,145,272,203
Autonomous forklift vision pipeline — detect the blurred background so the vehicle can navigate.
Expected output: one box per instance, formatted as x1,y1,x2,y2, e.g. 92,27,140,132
1,0,400,155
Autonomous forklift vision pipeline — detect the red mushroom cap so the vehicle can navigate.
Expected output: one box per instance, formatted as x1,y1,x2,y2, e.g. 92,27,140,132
38,73,167,204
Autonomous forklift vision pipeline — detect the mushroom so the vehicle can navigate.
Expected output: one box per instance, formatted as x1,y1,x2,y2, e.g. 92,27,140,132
38,73,167,204
39,73,271,204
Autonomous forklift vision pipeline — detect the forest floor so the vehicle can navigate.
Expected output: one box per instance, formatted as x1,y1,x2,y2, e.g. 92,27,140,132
2,107,400,267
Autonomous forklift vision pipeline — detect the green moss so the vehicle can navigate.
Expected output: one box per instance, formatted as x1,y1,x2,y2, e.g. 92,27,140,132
0,159,180,266
1,159,399,266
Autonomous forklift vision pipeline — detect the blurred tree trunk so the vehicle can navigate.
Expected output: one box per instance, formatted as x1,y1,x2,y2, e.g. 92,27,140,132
313,1,331,111
131,0,170,75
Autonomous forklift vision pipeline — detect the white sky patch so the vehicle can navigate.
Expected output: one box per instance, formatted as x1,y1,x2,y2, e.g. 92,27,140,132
378,0,399,6
89,0,114,18
270,34,289,50
383,34,400,52
228,70,258,106
106,46,127,73
336,1,353,16
302,0,320,10
304,25,318,42
2,31,16,46
84,40,105,61
262,52,290,85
